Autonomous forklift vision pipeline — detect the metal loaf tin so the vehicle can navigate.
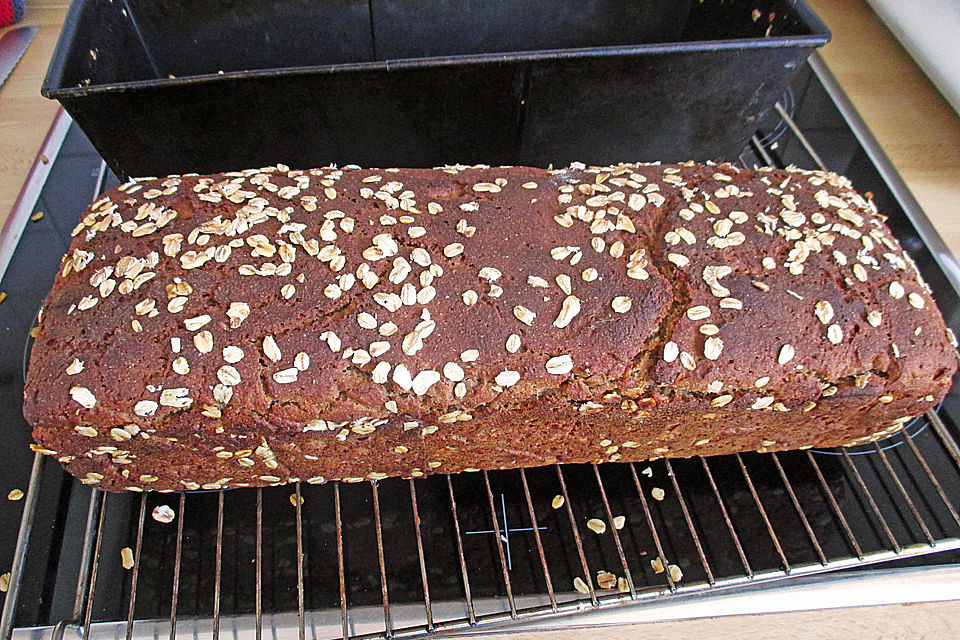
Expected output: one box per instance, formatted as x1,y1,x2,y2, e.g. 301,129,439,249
41,0,829,179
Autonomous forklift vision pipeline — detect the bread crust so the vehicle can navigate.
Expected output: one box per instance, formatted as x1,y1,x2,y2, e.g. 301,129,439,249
24,162,956,492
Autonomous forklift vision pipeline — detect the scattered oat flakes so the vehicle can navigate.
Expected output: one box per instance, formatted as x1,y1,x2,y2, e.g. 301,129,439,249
152,505,175,523
611,296,632,313
31,211,44,222
7,489,23,501
553,295,581,328
223,346,244,363
495,370,521,388
551,495,564,509
650,557,665,573
711,394,733,408
686,305,711,321
545,355,573,375
172,357,190,375
667,564,683,582
66,358,84,375
294,351,310,371
663,341,679,363
184,314,211,331
513,305,536,325
699,324,720,336
70,386,96,409
273,368,299,384
443,243,464,258
778,344,795,365
596,571,617,590
263,336,282,362
573,577,590,594
0,573,8,593
121,547,134,570
290,493,304,506
613,515,625,530
443,362,464,382
827,323,843,345
586,518,606,534
703,337,723,360
814,300,834,325
651,487,665,501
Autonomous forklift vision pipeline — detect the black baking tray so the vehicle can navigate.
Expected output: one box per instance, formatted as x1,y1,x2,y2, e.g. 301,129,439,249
41,0,829,179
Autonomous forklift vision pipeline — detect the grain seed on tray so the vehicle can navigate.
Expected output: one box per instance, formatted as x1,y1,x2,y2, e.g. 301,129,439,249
151,505,176,523
22,162,956,492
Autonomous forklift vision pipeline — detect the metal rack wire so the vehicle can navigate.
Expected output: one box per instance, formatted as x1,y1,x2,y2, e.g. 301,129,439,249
3,53,960,640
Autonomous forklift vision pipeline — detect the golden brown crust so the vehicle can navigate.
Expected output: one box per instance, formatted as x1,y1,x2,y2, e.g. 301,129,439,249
23,162,957,491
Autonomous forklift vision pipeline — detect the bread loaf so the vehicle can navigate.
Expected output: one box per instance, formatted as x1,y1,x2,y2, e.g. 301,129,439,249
23,162,956,492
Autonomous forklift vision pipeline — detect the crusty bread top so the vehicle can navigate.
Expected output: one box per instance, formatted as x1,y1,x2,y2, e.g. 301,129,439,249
24,162,956,448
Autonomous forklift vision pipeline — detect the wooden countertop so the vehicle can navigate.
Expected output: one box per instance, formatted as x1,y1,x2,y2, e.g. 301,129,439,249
0,1,64,219
1,0,959,636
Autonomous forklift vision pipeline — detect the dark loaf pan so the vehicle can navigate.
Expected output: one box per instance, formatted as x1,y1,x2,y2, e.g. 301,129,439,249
41,0,829,180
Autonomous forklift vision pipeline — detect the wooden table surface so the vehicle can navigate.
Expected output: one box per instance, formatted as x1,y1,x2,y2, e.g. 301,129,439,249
1,0,959,636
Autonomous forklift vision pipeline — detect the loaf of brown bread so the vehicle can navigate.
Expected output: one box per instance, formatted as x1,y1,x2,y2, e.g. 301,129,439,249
23,162,956,492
